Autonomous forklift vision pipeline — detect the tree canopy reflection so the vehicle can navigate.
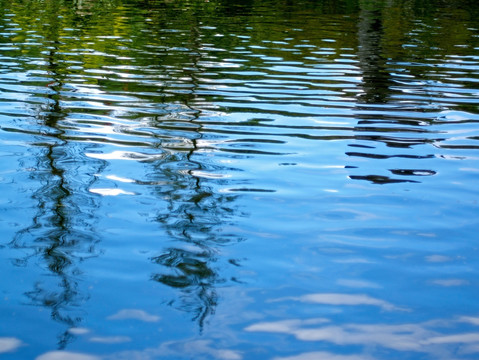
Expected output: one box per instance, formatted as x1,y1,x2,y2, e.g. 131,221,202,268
147,77,241,329
7,0,103,348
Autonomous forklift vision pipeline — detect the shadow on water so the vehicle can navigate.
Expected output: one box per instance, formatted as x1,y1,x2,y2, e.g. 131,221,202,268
7,1,103,348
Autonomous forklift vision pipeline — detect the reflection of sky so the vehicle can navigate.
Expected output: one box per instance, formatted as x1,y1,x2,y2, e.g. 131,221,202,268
274,352,373,360
0,338,22,354
272,292,406,311
4,295,479,360
107,309,160,322
244,292,479,359
36,351,101,360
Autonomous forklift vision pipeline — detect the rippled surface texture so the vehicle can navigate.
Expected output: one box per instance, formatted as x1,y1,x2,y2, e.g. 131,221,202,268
1,0,479,359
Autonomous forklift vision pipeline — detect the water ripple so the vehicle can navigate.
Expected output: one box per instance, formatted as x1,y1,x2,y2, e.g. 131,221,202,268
1,0,479,358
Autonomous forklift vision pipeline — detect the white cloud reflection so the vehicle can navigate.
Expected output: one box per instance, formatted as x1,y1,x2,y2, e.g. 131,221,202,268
425,255,452,263
36,351,101,360
15,293,479,360
246,320,431,351
459,316,479,325
89,336,131,344
246,311,479,357
424,333,479,345
337,279,380,289
273,293,405,311
0,337,22,353
432,279,469,287
273,351,374,360
68,327,90,335
245,292,479,358
107,309,160,322
104,339,241,360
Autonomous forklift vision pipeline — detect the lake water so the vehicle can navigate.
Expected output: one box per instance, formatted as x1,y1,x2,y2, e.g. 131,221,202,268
1,0,479,359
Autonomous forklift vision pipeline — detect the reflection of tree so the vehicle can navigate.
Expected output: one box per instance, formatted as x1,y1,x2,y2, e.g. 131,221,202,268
148,18,242,330
151,148,240,329
357,0,393,104
350,0,479,184
9,1,101,349
349,0,437,184
7,0,244,334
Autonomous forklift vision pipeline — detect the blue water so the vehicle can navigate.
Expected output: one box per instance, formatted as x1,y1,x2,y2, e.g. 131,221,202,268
1,0,479,359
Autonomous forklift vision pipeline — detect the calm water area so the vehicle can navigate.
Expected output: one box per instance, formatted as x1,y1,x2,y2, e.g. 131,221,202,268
1,0,479,359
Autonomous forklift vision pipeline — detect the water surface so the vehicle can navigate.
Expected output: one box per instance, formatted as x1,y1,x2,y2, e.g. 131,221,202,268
1,0,479,359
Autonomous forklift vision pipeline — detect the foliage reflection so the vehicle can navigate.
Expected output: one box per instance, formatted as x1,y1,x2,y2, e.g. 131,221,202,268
8,0,103,348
